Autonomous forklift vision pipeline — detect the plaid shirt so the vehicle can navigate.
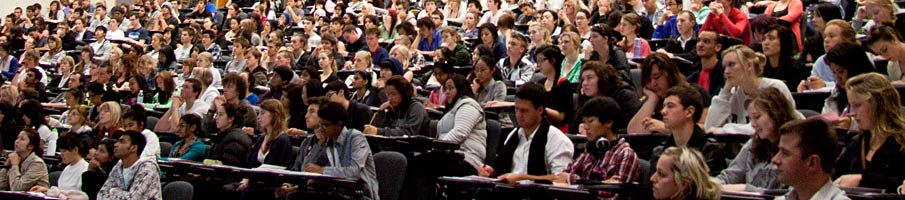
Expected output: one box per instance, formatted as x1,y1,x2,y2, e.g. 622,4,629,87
564,138,640,183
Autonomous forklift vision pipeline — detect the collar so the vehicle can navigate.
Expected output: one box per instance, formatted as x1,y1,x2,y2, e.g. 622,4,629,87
786,180,842,200
664,125,709,148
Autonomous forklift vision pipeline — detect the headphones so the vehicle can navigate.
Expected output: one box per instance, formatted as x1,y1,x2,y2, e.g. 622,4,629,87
586,137,613,155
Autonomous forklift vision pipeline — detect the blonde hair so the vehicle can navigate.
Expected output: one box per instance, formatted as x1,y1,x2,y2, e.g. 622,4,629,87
559,31,583,53
866,0,898,22
354,51,372,67
0,85,18,105
661,147,722,200
440,27,462,43
390,45,412,69
192,67,213,88
721,44,767,76
529,22,553,45
98,101,122,127
317,51,338,73
141,55,158,72
59,56,76,74
198,52,214,66
845,72,905,151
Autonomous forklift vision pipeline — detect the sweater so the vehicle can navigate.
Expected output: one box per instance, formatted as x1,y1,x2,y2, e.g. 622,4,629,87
97,158,162,200
716,140,785,192
437,97,487,171
209,128,254,168
375,100,431,137
704,78,800,134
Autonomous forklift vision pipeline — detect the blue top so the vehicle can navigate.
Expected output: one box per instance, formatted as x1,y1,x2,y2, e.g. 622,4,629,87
126,27,150,44
246,93,260,105
169,139,207,162
369,47,390,64
653,16,679,39
811,55,837,85
417,29,443,52
1,56,20,80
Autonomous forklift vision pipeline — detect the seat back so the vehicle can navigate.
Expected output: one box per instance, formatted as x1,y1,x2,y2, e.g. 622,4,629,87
49,171,62,187
374,151,407,200
146,116,160,132
159,142,173,158
163,181,194,200
484,119,502,164
637,159,652,186
630,69,642,91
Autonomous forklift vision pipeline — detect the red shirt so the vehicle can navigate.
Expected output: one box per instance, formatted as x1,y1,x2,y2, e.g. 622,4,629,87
700,8,751,45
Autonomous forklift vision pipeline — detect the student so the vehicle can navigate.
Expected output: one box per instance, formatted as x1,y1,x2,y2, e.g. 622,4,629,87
202,74,257,134
616,13,651,59
798,19,862,92
650,147,721,200
584,25,631,82
716,87,796,192
657,11,699,62
580,61,641,134
687,30,724,95
700,0,750,45
558,32,585,83
530,45,574,132
628,54,710,134
761,25,808,92
19,99,57,156
362,76,431,137
155,78,210,132
97,131,162,199
866,25,905,83
834,73,905,192
472,55,507,105
208,102,253,168
122,105,160,159
773,119,849,200
168,114,206,161
651,85,727,176
324,81,374,132
34,134,89,191
0,128,49,191
478,83,575,184
566,97,641,184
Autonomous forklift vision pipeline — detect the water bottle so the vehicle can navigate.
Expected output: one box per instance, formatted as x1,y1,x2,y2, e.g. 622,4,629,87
137,90,144,104
632,37,642,59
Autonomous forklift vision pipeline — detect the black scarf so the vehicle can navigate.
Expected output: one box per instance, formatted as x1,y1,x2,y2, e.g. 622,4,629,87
494,120,551,183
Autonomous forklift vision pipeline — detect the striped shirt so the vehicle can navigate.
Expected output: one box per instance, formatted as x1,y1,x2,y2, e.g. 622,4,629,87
564,138,640,183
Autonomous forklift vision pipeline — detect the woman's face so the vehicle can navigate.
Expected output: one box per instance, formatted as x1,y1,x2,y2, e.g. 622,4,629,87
385,85,402,107
722,53,747,85
176,121,194,138
847,92,873,131
646,65,671,98
129,78,141,94
558,35,575,54
444,79,457,104
761,30,781,57
354,54,370,70
14,132,31,153
68,109,84,126
215,108,232,130
481,29,494,45
580,70,599,97
95,144,112,163
318,54,332,69
224,83,238,100
536,55,554,75
829,63,850,87
529,27,545,43
812,15,826,33
98,106,114,125
589,32,608,49
747,103,775,140
474,60,494,83
869,40,903,62
352,74,367,89
651,155,681,199
61,61,72,73
823,25,843,51
541,12,555,27
257,110,273,129
465,13,477,27
575,12,589,28
617,19,636,35
380,69,392,80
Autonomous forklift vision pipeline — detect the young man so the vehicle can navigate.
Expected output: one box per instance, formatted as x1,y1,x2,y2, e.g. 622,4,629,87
155,78,210,132
657,11,699,62
480,83,574,184
411,17,443,55
290,34,312,70
773,119,849,200
122,105,161,160
566,97,641,183
364,28,389,65
301,17,322,48
650,84,727,176
324,81,373,132
200,30,222,59
686,30,724,95
225,37,249,73
342,25,366,53
90,26,112,61
72,18,95,43
97,131,162,200
304,102,379,199
496,33,535,86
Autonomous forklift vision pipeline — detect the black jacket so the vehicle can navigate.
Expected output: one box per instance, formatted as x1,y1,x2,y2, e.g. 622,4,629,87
651,126,728,176
835,131,905,192
209,128,253,168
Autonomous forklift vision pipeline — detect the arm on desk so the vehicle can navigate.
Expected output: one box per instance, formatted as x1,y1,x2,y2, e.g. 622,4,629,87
498,173,570,185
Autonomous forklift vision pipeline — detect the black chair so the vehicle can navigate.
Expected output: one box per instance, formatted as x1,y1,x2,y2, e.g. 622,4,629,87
792,91,831,112
48,171,62,187
159,142,173,158
484,119,502,165
374,151,407,200
637,159,652,186
163,181,194,200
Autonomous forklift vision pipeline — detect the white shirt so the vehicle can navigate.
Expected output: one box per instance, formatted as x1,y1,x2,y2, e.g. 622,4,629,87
59,158,89,191
504,125,574,177
777,180,850,200
199,86,221,105
140,129,161,160
38,125,58,156
174,44,193,61
178,100,211,117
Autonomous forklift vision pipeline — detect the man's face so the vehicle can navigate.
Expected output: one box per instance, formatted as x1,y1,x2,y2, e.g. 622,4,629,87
68,74,82,88
772,133,809,187
305,104,320,130
514,99,542,129
696,31,720,57
366,34,379,47
181,82,195,99
74,20,84,31
432,14,443,27
113,135,135,159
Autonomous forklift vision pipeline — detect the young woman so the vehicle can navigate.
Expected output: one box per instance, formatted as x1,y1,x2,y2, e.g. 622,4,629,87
558,31,584,83
389,45,417,82
0,128,49,191
362,76,431,137
704,45,800,134
316,51,340,84
209,102,253,168
866,25,905,84
651,147,721,200
19,100,57,156
478,23,506,60
54,56,76,88
761,25,808,91
799,19,861,92
145,71,175,109
81,139,119,198
40,35,64,65
539,10,562,36
616,13,651,59
249,99,294,167
168,114,206,161
472,56,506,105
716,87,795,192
819,42,875,118
443,0,467,24
799,3,842,63
531,45,574,132
93,101,123,144
66,105,93,136
579,61,641,134
0,43,20,80
123,75,150,106
834,73,905,192
438,27,472,67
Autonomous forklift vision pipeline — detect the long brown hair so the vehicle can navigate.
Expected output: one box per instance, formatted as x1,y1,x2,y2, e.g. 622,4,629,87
746,87,797,162
846,73,905,151
259,99,289,153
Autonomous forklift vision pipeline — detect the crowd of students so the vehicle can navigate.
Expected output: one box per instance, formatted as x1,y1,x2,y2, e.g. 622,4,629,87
1,0,905,199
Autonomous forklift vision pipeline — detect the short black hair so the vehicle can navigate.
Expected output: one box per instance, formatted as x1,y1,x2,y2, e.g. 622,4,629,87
778,118,838,173
664,84,704,122
578,97,621,124
515,83,546,109
121,130,147,156
123,104,148,129
318,102,348,124
58,134,89,157
273,65,294,82
324,80,350,100
416,17,436,30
